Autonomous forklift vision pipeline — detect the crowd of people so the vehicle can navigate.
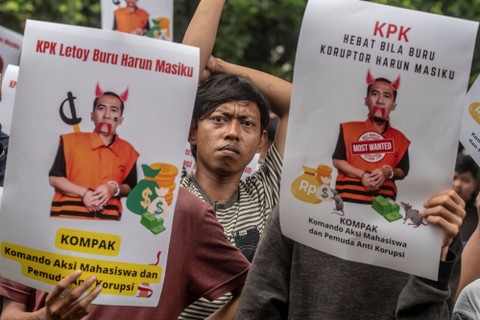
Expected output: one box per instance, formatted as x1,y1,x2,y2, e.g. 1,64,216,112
0,0,480,319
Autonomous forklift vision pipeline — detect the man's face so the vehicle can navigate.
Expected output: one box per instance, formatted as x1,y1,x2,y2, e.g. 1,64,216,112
453,171,476,202
91,95,123,136
125,0,138,8
365,80,396,121
189,101,267,177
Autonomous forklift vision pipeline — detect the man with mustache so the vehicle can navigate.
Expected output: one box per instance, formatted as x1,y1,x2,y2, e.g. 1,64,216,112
49,88,139,220
178,61,289,319
333,73,410,204
178,2,290,316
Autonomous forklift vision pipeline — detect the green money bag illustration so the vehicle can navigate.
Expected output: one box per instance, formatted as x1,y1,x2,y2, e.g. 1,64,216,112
126,164,161,215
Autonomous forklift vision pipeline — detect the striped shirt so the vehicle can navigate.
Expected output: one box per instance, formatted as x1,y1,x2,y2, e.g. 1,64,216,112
178,145,282,319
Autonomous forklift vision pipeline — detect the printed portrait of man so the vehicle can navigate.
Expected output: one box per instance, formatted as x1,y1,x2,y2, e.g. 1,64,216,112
49,84,139,220
332,70,410,205
113,0,150,36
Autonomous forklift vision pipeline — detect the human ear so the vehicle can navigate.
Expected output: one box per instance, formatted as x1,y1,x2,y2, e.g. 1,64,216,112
257,130,268,151
188,120,197,145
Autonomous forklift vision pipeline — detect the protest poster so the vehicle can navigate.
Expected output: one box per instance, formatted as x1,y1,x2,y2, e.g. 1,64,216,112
101,0,173,41
280,0,477,280
0,20,198,306
0,26,23,75
0,64,19,135
460,76,480,166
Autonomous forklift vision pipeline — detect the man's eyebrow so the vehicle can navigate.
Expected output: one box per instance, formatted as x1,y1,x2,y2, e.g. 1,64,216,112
371,89,392,95
215,110,257,119
237,114,255,120
212,109,234,117
96,103,120,109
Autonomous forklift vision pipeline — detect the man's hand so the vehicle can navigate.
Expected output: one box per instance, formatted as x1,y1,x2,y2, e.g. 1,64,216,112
200,56,220,82
367,167,389,190
82,190,102,212
43,270,102,320
360,171,376,191
421,189,465,260
92,183,116,207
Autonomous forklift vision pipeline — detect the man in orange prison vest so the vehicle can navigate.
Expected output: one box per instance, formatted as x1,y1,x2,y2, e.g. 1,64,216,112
49,85,139,220
332,70,410,205
113,0,150,36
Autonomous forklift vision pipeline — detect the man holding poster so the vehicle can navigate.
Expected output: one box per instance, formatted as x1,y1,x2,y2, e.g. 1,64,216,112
236,190,465,319
333,71,410,204
253,0,477,317
0,0,249,318
49,86,138,221
0,188,249,319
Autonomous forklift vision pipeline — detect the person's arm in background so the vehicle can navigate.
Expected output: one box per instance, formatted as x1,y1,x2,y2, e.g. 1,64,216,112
206,286,242,320
182,0,226,81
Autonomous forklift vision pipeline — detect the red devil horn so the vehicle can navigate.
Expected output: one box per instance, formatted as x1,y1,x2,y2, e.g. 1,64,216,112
95,82,104,98
119,87,129,102
366,69,375,85
391,75,400,91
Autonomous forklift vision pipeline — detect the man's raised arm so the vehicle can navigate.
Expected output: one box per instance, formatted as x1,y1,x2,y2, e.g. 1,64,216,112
182,0,226,81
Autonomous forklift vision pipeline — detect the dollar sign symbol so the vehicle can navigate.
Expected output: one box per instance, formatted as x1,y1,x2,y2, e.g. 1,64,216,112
141,188,153,209
155,200,164,214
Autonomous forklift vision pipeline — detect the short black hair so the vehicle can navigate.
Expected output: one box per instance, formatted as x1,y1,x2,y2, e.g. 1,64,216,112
191,74,271,158
455,153,479,178
93,91,125,115
367,78,398,102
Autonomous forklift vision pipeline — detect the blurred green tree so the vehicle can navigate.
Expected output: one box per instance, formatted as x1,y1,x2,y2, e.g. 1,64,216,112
0,0,101,31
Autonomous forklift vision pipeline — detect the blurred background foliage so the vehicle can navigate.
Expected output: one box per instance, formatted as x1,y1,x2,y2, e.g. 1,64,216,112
0,0,479,83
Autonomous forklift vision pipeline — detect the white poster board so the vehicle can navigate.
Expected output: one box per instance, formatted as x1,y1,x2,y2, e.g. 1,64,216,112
101,0,173,41
0,26,23,75
460,76,480,165
0,64,19,135
280,0,477,280
0,20,198,306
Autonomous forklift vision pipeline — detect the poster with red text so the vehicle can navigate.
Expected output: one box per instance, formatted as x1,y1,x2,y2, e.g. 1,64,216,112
0,64,19,135
101,0,173,41
0,26,23,75
280,0,477,280
0,20,198,306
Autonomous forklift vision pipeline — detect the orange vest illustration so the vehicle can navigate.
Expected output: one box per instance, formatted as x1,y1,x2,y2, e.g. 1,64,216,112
50,132,139,220
115,7,149,34
335,119,410,204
